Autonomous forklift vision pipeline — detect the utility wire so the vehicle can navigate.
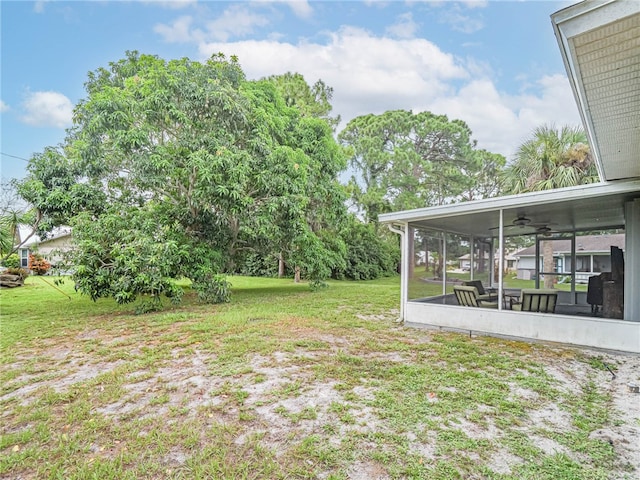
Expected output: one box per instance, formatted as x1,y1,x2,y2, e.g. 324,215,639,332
1,152,30,162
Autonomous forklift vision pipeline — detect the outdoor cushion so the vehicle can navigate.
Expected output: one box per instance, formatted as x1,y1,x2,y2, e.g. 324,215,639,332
511,289,558,313
454,285,498,309
463,280,497,301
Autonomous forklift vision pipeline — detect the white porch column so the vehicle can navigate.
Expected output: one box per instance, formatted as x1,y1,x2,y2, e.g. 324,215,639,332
442,233,447,296
498,209,504,310
624,199,640,321
470,236,475,280
388,223,408,322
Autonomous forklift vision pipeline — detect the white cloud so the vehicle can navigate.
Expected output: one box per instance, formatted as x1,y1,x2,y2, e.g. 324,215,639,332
198,26,468,123
440,10,484,34
240,0,314,19
386,12,419,39
0,100,9,113
461,0,488,9
154,15,198,43
143,0,197,9
206,5,269,41
20,91,73,128
284,0,313,19
33,1,49,14
156,5,269,42
33,0,49,13
429,74,580,160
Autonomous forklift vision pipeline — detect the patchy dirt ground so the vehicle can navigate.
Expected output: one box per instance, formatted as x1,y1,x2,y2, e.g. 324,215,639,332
2,317,639,479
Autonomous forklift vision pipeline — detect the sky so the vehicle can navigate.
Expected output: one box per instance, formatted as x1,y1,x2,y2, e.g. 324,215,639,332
1,0,581,182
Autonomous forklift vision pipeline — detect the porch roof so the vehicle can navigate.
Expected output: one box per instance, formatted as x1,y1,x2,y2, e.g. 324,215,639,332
378,179,640,238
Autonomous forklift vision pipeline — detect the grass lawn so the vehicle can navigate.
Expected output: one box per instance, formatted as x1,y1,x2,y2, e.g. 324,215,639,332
1,275,638,479
409,270,587,301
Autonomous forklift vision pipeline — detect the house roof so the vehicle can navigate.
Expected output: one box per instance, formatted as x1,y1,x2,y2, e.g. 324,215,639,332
513,233,625,257
17,225,72,248
379,179,640,238
458,253,516,261
552,0,640,181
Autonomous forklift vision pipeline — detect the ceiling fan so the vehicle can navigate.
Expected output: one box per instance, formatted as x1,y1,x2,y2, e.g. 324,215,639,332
489,214,532,231
489,214,557,234
512,215,531,227
534,225,556,236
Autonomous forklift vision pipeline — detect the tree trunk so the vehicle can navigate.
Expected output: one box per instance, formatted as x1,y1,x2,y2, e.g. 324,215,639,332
542,240,555,289
477,242,486,273
278,252,285,278
408,226,415,280
435,237,444,278
294,266,301,283
423,237,429,272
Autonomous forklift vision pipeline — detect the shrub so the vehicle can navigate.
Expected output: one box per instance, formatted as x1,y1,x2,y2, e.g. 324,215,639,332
192,273,232,303
28,253,51,275
236,251,280,277
330,219,400,281
2,254,20,269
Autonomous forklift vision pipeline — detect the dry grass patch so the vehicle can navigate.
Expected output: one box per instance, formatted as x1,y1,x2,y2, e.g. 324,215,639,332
1,276,638,479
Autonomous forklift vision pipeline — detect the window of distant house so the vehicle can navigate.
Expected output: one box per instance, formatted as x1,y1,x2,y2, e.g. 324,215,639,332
592,255,609,273
20,249,28,268
575,255,591,272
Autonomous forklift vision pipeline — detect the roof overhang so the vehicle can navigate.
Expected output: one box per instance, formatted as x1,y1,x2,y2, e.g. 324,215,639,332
552,0,640,181
379,179,640,238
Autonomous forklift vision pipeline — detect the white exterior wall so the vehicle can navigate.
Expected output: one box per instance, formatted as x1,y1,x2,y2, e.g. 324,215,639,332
625,199,640,321
516,257,536,279
36,236,72,264
405,302,640,353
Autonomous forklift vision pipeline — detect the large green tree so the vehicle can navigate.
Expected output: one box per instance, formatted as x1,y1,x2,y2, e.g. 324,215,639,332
16,52,347,306
338,110,505,225
339,110,504,279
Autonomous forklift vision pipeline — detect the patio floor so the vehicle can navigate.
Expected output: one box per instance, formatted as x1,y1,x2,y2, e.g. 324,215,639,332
414,290,600,318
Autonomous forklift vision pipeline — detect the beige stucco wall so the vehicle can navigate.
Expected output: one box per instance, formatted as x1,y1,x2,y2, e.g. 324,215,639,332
33,235,73,265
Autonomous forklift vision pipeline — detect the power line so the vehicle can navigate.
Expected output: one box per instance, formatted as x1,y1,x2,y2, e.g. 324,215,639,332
1,152,30,162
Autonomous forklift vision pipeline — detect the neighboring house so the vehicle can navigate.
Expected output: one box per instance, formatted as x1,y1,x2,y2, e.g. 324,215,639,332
514,234,625,282
379,0,640,353
15,225,73,269
458,252,517,272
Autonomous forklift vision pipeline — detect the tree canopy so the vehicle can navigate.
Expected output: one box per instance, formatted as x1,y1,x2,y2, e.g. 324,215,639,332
15,52,348,307
338,110,505,224
500,124,598,193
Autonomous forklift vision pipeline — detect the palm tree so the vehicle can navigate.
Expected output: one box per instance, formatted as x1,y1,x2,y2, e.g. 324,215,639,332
0,209,39,263
501,124,599,194
501,125,599,288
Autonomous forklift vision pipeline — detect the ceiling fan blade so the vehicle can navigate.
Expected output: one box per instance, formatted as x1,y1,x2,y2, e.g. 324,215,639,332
488,224,521,231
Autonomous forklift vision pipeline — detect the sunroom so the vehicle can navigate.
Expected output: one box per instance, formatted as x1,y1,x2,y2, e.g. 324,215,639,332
379,0,640,353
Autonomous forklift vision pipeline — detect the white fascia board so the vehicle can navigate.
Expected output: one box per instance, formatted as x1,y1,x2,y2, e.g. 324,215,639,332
378,179,640,223
551,0,640,182
552,0,638,36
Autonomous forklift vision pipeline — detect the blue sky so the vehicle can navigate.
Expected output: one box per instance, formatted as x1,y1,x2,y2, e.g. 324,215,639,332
1,0,580,182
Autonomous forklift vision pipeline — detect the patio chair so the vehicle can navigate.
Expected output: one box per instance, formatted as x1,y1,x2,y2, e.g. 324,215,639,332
463,280,498,301
453,285,498,309
510,289,558,313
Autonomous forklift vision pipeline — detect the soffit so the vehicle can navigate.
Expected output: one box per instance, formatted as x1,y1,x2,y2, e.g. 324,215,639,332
552,0,640,181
